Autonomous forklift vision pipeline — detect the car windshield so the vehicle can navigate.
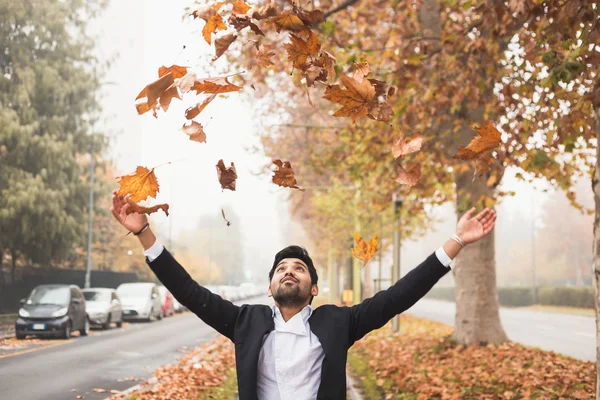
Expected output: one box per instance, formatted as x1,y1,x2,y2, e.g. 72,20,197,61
117,284,151,299
27,287,70,306
83,291,110,302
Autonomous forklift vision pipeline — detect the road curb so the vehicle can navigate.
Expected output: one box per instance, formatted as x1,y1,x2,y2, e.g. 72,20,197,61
102,377,157,400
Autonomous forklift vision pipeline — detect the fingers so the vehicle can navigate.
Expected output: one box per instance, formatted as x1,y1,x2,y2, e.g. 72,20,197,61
463,207,476,220
482,213,497,234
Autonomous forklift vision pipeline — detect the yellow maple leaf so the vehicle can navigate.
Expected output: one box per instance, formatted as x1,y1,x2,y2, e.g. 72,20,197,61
116,166,160,202
351,232,379,266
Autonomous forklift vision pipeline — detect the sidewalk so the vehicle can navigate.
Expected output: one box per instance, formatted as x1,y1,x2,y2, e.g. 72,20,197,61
0,314,16,339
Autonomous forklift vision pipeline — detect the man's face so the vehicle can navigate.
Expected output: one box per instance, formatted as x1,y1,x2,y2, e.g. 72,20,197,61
268,258,318,307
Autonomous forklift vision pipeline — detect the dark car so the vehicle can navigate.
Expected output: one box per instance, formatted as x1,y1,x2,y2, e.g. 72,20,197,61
15,284,89,339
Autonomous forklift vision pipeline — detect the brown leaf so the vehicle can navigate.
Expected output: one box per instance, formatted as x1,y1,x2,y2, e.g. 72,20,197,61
213,34,237,61
271,11,304,32
173,72,197,93
193,2,227,44
323,75,375,123
228,15,265,36
394,163,421,187
192,76,242,95
351,232,379,266
292,5,325,26
254,44,276,67
392,133,422,161
185,94,217,119
182,121,207,143
232,1,251,15
272,159,305,191
454,121,502,160
474,152,496,177
158,86,181,112
158,65,188,79
221,209,231,226
284,30,320,70
252,5,278,20
126,201,169,216
116,166,160,202
135,73,176,115
216,159,237,191
353,62,371,83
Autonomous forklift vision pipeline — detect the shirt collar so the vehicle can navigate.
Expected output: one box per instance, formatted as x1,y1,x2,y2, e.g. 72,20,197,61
271,304,313,325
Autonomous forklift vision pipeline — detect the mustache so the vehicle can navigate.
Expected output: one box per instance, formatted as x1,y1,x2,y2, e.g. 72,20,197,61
280,275,298,284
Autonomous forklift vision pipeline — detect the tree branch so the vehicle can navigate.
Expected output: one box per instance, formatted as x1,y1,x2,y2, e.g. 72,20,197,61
323,0,360,19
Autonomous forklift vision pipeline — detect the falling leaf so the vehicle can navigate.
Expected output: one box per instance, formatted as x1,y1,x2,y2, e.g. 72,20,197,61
392,133,422,161
272,159,305,190
222,209,231,226
395,163,421,187
351,232,379,266
216,159,237,191
254,43,276,67
232,1,251,15
158,65,188,79
192,76,242,95
185,94,217,119
271,11,305,32
303,85,315,107
252,5,278,20
116,166,160,202
173,71,198,93
126,201,169,216
454,122,502,160
229,15,265,36
158,86,181,112
474,152,496,177
292,5,325,26
213,34,237,61
284,30,320,70
182,121,207,143
353,62,371,83
191,2,227,44
135,73,176,115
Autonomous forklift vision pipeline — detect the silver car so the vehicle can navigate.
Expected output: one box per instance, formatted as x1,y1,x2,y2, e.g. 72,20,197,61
116,283,163,322
83,288,123,330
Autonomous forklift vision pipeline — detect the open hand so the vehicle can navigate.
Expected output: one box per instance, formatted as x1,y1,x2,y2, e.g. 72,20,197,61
110,190,148,233
455,207,496,245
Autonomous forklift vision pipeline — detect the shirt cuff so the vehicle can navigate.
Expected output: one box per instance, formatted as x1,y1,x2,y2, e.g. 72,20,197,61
144,239,165,262
435,246,453,268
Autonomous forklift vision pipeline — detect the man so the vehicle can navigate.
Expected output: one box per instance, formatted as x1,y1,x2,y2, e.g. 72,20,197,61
111,191,496,400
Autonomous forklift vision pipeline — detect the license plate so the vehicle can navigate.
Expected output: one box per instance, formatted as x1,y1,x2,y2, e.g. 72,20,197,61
32,324,46,330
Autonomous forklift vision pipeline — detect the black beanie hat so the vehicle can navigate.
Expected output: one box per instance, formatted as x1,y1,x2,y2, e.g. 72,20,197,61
269,245,318,285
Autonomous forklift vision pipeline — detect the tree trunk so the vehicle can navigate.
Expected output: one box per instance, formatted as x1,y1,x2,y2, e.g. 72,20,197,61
591,97,600,398
10,248,17,283
0,249,4,287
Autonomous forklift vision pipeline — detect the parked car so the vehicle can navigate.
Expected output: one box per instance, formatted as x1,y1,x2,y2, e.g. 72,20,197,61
15,284,89,339
116,282,162,322
157,285,175,317
83,288,123,330
172,296,185,313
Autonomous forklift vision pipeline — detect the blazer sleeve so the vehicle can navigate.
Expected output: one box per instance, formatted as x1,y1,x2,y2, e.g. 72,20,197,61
347,252,450,345
146,248,239,341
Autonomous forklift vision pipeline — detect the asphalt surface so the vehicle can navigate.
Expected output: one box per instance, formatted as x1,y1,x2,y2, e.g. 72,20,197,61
0,296,270,400
406,298,595,362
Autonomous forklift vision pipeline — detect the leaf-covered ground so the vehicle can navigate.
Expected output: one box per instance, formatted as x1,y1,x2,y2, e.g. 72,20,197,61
348,314,594,399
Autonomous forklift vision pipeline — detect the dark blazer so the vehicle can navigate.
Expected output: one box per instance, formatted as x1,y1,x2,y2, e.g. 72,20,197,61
147,248,450,400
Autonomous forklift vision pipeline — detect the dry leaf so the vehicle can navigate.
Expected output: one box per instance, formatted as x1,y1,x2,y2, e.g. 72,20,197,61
454,122,502,160
158,86,181,112
174,72,198,93
254,43,276,67
272,159,304,190
216,159,237,191
182,121,207,143
351,232,379,266
92,388,107,393
192,76,242,95
221,209,231,226
353,62,371,83
126,201,169,216
232,1,251,15
323,75,375,123
135,73,176,115
213,34,237,61
158,65,188,79
392,133,422,161
395,163,421,187
292,5,325,26
284,30,320,70
229,15,265,36
191,2,227,44
76,396,84,399
116,166,160,202
271,11,304,32
185,94,217,119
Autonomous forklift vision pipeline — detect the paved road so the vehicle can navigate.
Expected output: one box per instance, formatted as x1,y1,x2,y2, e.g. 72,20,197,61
0,296,269,400
406,299,595,362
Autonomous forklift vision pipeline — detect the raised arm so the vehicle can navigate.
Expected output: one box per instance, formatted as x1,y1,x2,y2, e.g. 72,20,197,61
348,207,497,344
110,191,239,340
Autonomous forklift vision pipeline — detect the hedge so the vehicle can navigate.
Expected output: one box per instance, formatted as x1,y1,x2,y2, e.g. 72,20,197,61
426,286,594,309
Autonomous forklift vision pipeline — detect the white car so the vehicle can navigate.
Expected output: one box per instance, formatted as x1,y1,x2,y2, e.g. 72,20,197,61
83,288,123,330
116,283,163,322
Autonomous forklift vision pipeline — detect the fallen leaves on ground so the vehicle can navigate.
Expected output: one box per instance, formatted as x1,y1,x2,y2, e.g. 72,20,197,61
272,159,304,190
350,232,379,266
349,314,594,400
116,166,160,203
108,337,235,400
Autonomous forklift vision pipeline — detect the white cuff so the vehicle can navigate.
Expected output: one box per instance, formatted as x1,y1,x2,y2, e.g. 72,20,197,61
144,239,165,262
435,246,453,268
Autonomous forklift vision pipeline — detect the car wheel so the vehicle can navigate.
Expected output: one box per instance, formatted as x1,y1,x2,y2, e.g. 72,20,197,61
157,310,163,320
146,308,154,322
16,332,26,340
116,318,123,328
63,321,71,339
103,314,111,330
80,318,89,336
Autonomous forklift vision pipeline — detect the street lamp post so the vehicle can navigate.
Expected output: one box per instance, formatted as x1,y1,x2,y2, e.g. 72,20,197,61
391,193,404,333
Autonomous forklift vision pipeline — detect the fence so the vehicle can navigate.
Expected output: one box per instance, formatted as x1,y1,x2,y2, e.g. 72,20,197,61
0,267,140,313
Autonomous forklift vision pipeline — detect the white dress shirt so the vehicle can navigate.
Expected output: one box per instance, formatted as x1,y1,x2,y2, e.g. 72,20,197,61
143,240,453,400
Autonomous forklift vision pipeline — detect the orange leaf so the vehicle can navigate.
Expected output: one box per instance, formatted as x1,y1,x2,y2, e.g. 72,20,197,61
158,65,188,79
135,73,176,115
254,43,276,67
395,163,421,187
232,1,251,15
272,159,305,191
351,232,379,266
182,121,207,143
392,133,422,161
203,14,227,44
213,34,237,61
192,76,242,95
284,30,320,70
271,11,304,33
158,86,181,112
454,121,502,160
185,94,217,120
126,201,169,216
221,209,231,226
352,62,371,83
216,159,237,191
116,166,160,202
323,75,375,123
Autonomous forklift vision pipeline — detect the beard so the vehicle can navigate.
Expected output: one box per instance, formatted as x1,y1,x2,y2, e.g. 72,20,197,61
272,280,311,307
